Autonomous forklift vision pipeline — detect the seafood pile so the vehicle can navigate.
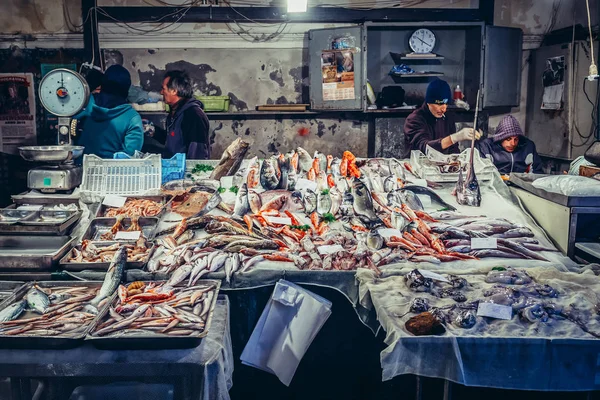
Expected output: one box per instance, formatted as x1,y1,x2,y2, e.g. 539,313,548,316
395,267,600,339
0,284,105,337
89,281,217,338
99,215,146,241
66,238,151,264
104,198,163,217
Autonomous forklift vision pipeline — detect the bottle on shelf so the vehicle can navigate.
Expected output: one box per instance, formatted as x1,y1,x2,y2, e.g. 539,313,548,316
453,85,463,101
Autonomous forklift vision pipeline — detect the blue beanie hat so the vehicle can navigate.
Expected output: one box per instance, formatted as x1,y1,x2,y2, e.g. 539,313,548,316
101,65,131,99
425,79,452,105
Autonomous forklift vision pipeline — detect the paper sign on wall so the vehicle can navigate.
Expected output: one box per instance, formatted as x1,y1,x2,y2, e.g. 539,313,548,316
321,50,355,101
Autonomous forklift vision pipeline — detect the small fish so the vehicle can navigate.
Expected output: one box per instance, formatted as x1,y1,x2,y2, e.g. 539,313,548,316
296,147,313,173
329,187,342,216
233,183,250,217
246,157,260,188
165,264,193,288
492,228,535,239
383,176,398,193
224,255,234,283
209,253,230,272
330,158,341,178
260,158,279,190
90,247,127,307
303,189,317,214
188,257,208,286
248,190,262,214
0,300,26,322
277,156,290,190
367,230,384,250
260,193,288,212
26,285,50,314
391,210,410,231
317,191,332,215
209,137,250,180
352,178,378,222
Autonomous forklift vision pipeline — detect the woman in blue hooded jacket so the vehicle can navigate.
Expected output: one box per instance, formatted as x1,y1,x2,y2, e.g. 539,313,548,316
76,65,143,158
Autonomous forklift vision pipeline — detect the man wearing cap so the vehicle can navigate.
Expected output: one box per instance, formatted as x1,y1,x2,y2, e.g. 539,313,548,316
77,64,143,158
476,115,543,174
404,79,481,155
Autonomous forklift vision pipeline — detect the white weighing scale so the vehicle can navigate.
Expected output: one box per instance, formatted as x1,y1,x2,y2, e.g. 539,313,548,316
18,68,90,193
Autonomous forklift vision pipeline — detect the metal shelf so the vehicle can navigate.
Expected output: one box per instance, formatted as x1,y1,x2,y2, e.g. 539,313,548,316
390,52,445,60
390,73,444,78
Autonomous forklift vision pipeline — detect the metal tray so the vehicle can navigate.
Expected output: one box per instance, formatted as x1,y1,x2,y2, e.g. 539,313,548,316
18,145,84,163
0,210,81,236
0,281,107,349
0,209,36,225
0,236,76,271
509,173,600,207
98,195,167,218
0,281,25,306
85,280,221,350
59,241,156,271
11,191,81,206
82,217,159,242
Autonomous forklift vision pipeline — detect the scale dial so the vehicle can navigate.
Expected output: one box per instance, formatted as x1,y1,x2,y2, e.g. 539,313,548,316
409,28,436,54
39,68,90,117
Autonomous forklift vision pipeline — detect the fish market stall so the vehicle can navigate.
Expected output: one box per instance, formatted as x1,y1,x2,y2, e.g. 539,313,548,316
356,265,600,391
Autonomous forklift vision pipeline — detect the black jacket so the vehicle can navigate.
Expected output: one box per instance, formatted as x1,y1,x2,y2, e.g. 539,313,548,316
404,102,459,155
476,136,543,174
165,98,210,159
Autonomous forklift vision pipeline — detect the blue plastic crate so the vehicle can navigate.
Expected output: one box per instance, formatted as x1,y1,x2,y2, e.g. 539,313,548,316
162,153,186,183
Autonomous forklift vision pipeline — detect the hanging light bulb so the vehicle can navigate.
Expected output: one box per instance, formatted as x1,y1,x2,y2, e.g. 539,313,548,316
287,0,307,13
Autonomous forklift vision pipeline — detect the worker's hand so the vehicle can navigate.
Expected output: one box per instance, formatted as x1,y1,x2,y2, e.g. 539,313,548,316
450,128,482,144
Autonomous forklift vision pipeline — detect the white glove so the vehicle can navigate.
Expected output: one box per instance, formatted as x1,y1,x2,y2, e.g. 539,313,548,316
450,128,482,144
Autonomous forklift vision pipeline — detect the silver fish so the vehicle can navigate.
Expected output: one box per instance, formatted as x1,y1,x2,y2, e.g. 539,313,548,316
401,185,457,211
260,158,279,190
188,257,208,286
388,158,406,182
330,157,341,178
391,209,409,231
0,300,26,322
383,176,398,193
248,190,262,214
296,147,313,173
277,156,290,190
166,264,193,288
455,92,482,207
90,247,127,307
329,187,342,216
352,178,378,222
314,151,327,173
303,189,317,214
209,253,229,272
26,285,50,314
209,137,250,180
233,183,250,217
317,191,332,215
367,230,384,250
224,255,234,283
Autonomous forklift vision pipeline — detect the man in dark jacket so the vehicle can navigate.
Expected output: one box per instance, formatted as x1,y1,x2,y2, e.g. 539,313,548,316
160,70,210,159
404,79,481,155
476,115,543,174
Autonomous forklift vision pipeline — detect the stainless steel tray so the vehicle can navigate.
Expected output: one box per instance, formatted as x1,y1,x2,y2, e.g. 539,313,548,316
86,280,221,349
0,209,36,225
19,145,84,163
11,191,81,206
82,217,159,242
509,173,600,207
98,195,167,218
59,241,156,271
0,236,76,271
0,210,81,236
0,281,25,306
0,281,107,349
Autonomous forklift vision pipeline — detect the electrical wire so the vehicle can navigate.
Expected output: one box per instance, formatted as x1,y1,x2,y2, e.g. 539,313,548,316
586,0,597,74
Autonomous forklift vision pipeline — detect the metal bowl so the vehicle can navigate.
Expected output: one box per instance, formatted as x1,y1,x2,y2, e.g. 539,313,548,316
18,146,85,163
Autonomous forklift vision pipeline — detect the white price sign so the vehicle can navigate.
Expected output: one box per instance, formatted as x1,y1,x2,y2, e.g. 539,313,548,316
115,231,141,240
417,269,449,283
471,238,498,250
477,302,512,320
264,216,292,225
102,195,127,208
377,228,402,239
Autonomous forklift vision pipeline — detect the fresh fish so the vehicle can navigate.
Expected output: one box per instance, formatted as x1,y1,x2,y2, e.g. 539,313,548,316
447,245,472,253
368,176,385,193
287,167,297,191
339,189,354,216
210,253,230,271
260,158,279,190
188,257,208,286
367,230,384,250
352,178,378,222
329,187,342,216
314,151,327,173
316,171,328,191
193,192,221,217
90,247,127,307
233,183,250,217
391,209,410,231
388,158,406,182
296,147,313,173
248,190,262,214
277,156,290,190
383,176,399,193
400,190,424,211
428,211,483,220
224,255,234,283
492,228,535,238
0,300,26,322
455,93,482,207
165,264,193,288
317,191,332,215
209,138,250,180
303,189,317,214
496,239,549,261
401,186,457,211
260,193,287,212
472,249,524,259
26,286,50,314
520,243,558,252
330,158,342,178
485,268,532,284
246,157,260,188
283,191,305,213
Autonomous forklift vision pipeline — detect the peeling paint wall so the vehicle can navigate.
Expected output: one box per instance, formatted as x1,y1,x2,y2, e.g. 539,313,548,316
0,0,81,34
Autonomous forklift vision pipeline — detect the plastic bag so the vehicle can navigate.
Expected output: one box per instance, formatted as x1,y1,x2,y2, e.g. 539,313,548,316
532,175,600,196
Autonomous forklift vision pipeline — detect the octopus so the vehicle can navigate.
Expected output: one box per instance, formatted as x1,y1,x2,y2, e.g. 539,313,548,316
404,269,433,293
484,267,532,285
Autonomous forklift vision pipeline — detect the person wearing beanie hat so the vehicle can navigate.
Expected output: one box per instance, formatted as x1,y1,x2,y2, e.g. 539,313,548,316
76,64,143,158
476,115,543,174
404,78,481,155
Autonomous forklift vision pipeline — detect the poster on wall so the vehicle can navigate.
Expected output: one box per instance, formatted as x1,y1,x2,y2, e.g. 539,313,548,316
541,55,565,110
321,50,355,101
0,73,37,154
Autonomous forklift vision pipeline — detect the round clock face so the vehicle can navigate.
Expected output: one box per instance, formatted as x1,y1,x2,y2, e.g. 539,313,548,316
409,28,436,54
39,69,90,117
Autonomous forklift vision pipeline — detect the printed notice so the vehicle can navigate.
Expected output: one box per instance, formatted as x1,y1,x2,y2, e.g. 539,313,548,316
264,216,292,225
418,269,449,283
321,50,355,101
0,73,37,154
115,231,141,240
477,302,512,320
103,194,127,208
471,238,498,250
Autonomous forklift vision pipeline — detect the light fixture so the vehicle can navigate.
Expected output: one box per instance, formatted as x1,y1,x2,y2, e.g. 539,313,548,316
287,0,307,13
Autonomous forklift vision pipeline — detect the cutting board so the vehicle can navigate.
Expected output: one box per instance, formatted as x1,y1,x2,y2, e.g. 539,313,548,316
256,104,309,112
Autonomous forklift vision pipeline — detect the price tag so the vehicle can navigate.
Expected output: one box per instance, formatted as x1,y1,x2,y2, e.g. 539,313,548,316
416,194,432,208
377,228,402,239
17,205,43,211
477,302,512,320
220,176,234,189
471,238,498,250
295,178,318,193
102,195,127,208
417,269,449,283
317,244,345,255
115,231,141,240
264,216,292,225
411,179,428,187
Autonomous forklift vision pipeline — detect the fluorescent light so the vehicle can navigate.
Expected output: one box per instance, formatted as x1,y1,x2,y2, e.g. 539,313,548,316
287,0,307,13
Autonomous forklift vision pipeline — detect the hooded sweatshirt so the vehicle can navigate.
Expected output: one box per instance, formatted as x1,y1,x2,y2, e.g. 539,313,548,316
77,95,143,159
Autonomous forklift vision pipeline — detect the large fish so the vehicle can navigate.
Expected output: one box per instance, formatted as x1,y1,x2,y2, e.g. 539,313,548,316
352,178,378,222
233,183,250,217
296,147,313,173
455,91,482,207
26,285,50,314
0,300,26,322
260,158,279,190
90,247,127,308
209,138,250,180
401,185,457,211
277,155,290,190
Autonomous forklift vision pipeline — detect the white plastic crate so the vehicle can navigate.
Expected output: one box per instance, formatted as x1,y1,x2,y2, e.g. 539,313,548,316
81,154,162,196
